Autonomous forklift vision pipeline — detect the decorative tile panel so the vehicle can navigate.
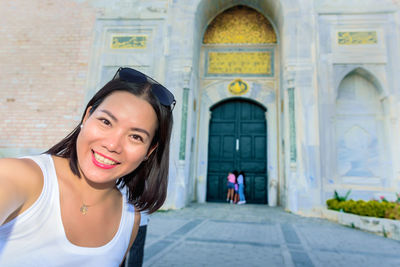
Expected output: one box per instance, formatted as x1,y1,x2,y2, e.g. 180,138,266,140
337,31,377,45
111,35,147,49
206,49,274,77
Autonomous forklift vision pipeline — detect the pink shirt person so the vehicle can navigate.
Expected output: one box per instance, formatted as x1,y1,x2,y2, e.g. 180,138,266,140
227,173,236,183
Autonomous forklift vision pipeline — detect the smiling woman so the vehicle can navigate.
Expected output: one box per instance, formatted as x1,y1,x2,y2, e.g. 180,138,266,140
0,67,175,266
77,91,158,188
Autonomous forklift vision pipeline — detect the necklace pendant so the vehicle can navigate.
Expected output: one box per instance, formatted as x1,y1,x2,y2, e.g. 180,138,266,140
80,204,88,215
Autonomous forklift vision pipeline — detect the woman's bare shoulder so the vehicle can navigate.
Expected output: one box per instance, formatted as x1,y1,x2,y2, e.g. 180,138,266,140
0,157,43,194
0,157,44,224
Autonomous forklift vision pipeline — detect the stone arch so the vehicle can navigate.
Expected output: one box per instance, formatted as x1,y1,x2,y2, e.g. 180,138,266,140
192,0,290,71
334,67,386,100
334,69,387,185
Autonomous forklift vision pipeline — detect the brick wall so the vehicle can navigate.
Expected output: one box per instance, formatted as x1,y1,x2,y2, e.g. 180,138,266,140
0,0,96,152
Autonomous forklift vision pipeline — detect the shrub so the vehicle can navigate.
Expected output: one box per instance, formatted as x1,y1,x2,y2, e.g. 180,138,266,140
385,204,400,220
326,197,400,220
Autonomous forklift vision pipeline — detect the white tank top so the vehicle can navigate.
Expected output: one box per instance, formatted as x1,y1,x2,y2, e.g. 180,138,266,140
0,154,136,266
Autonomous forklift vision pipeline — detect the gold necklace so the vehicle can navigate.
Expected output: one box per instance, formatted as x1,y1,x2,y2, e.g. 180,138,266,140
80,188,115,215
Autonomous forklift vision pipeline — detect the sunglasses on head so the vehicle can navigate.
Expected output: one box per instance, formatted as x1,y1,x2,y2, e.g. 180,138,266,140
113,67,176,111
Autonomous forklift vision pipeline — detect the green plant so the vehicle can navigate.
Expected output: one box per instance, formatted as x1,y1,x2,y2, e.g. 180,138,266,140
326,197,400,220
333,189,352,202
385,204,400,220
383,226,388,238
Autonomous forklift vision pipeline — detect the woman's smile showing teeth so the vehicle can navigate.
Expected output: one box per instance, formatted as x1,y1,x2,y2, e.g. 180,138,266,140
92,150,120,169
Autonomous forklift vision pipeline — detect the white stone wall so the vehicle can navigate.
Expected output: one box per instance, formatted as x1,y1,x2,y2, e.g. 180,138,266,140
317,1,400,209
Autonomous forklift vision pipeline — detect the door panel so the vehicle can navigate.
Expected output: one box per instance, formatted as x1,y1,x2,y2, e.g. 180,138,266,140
254,136,266,159
254,176,267,202
241,122,265,133
240,161,266,172
240,136,252,158
208,136,221,158
222,136,235,158
208,161,235,172
207,174,219,201
207,99,268,203
210,121,235,133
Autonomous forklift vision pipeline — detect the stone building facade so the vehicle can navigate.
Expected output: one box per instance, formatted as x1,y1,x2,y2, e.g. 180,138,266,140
1,0,400,216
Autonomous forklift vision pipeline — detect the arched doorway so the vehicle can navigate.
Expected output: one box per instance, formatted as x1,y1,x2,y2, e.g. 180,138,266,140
197,4,279,205
207,98,268,203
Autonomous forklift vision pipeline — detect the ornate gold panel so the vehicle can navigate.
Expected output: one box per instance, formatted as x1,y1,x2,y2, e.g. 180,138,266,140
203,5,277,44
337,31,377,45
207,51,273,76
111,35,147,49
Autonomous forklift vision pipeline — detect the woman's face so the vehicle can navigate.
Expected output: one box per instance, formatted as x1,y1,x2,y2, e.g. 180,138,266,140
76,91,158,186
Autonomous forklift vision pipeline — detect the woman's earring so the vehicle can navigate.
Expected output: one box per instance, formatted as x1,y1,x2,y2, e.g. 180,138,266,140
144,156,148,161
80,124,83,129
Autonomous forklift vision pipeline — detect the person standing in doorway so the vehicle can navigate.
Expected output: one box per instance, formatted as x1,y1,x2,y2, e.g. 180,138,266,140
237,171,246,204
234,176,239,204
226,171,237,203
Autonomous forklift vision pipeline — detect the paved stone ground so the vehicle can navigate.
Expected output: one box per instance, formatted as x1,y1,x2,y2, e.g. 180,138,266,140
143,203,400,267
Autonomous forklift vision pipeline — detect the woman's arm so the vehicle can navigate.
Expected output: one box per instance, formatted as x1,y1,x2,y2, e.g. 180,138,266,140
0,158,43,225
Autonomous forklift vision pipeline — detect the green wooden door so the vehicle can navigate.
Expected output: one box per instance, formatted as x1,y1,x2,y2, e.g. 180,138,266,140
207,99,268,203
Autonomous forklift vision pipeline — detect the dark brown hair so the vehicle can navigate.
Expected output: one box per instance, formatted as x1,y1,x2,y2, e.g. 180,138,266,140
46,79,173,214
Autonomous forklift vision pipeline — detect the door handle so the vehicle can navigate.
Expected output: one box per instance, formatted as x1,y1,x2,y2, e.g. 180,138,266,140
236,139,239,151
